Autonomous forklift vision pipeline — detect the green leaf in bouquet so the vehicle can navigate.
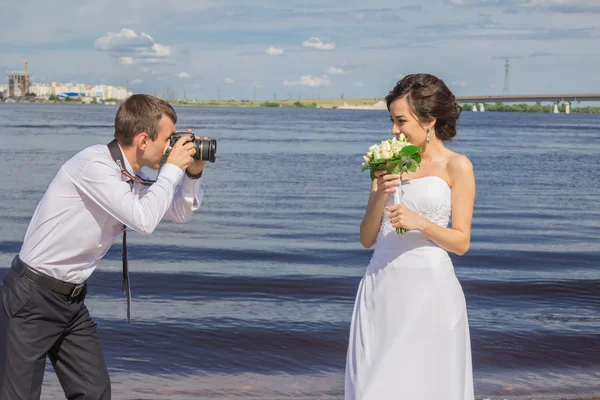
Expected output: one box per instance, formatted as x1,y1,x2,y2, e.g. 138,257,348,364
385,160,400,174
390,162,404,175
411,154,422,171
372,157,389,164
370,163,388,172
398,145,421,157
364,162,389,181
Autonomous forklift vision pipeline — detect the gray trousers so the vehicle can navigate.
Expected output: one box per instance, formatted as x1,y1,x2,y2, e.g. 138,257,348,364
0,267,111,400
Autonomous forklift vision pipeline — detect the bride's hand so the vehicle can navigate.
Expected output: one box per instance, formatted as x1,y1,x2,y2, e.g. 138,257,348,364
374,171,400,197
387,204,427,232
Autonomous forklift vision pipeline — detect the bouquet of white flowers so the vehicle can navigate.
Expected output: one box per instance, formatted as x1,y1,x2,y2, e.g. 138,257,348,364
361,134,422,233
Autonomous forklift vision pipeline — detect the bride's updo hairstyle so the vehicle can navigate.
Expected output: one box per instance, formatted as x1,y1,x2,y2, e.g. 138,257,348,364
385,74,462,141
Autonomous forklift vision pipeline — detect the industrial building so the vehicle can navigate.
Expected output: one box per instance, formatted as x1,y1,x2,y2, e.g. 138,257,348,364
7,73,29,97
6,59,30,97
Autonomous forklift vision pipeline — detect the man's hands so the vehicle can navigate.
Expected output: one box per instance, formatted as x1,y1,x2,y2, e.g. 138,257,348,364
165,134,195,170
165,129,206,175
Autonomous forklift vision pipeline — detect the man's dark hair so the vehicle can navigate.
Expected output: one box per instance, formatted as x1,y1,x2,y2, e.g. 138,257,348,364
114,94,177,146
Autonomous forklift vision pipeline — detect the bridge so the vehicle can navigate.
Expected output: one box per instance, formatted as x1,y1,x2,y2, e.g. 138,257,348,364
455,93,600,113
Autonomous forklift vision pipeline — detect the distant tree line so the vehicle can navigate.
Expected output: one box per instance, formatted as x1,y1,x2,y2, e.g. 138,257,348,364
260,101,318,108
169,99,319,108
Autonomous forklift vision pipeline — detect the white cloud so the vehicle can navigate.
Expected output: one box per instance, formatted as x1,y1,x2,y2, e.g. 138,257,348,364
224,78,234,84
145,43,172,57
326,66,345,74
177,72,191,78
120,57,136,65
302,37,336,51
283,75,331,87
94,28,153,51
354,82,365,87
95,28,173,64
266,47,284,56
130,79,144,84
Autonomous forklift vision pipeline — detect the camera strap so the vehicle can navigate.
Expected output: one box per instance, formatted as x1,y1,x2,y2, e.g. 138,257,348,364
108,139,156,186
160,140,176,166
107,139,155,323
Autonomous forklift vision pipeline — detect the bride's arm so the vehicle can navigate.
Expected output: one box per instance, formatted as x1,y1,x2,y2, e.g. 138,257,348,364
360,171,400,248
420,155,475,255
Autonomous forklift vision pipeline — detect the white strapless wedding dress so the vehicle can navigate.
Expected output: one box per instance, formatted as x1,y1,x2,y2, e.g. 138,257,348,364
345,176,474,400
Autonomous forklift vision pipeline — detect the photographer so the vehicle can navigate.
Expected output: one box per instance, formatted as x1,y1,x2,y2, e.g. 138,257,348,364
0,94,206,400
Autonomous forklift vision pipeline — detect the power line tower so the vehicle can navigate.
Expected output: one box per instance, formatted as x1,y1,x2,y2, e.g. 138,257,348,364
503,58,510,96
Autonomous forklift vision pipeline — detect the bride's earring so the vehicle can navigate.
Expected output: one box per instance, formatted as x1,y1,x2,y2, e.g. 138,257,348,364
426,127,432,143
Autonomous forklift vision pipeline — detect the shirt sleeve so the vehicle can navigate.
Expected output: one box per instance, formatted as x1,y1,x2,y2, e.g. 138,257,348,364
135,169,204,223
67,158,184,235
163,174,204,222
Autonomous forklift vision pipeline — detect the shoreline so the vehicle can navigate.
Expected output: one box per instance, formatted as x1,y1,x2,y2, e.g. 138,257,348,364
1,98,599,113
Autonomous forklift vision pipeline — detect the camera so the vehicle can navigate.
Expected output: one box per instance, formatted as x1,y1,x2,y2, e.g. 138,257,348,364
168,132,217,162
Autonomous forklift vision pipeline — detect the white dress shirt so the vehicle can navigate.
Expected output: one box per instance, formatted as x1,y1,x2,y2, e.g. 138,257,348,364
18,144,203,284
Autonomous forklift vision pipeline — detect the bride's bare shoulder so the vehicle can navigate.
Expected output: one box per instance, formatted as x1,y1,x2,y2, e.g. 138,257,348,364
445,153,474,183
447,153,472,170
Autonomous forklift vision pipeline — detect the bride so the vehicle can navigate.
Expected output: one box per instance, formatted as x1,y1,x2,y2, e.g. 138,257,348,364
345,73,476,400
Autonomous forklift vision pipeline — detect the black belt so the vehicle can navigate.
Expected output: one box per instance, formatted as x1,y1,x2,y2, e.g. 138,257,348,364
11,256,85,298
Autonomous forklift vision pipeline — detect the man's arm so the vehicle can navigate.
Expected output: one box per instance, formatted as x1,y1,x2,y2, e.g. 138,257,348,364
160,143,207,222
67,158,184,235
135,160,204,223
162,174,204,222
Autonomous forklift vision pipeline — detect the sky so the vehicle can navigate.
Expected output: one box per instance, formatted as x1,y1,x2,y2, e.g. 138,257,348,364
1,0,599,100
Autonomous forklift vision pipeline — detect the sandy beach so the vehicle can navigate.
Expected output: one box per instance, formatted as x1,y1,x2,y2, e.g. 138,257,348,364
39,370,600,400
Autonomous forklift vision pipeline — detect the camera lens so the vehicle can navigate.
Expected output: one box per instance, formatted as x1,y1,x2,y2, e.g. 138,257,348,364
196,138,217,162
